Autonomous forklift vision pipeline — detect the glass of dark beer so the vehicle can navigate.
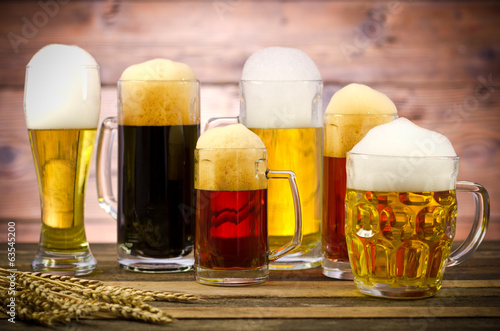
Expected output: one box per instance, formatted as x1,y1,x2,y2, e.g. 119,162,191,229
195,146,303,285
97,79,199,272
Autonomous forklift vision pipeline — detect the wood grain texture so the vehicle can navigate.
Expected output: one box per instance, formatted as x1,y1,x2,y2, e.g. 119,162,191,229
0,0,499,243
0,1,499,85
1,242,500,329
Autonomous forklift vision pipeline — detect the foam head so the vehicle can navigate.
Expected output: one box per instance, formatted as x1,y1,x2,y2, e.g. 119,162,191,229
324,83,398,158
195,124,267,191
347,118,458,192
240,47,322,129
24,44,101,129
119,58,199,126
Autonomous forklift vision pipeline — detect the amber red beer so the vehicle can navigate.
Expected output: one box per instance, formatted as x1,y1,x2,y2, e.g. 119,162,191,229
194,125,302,286
196,189,268,270
322,113,396,279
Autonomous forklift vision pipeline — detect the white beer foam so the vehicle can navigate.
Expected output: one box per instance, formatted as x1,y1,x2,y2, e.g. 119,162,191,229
24,44,101,129
324,83,398,157
195,124,267,191
119,59,198,126
241,47,322,129
348,118,458,192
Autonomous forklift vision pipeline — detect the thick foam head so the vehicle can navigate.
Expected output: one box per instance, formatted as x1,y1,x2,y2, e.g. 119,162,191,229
324,83,397,157
119,59,198,126
240,47,322,128
24,44,101,129
195,124,267,191
347,118,458,192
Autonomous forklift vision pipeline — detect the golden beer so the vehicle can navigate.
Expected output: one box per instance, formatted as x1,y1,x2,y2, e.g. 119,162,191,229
250,127,322,253
345,188,456,293
29,128,96,252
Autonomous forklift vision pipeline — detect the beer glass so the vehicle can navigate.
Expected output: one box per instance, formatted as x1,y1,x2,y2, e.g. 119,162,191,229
345,153,489,298
97,80,199,272
25,65,100,275
195,147,302,285
322,113,396,279
208,79,322,270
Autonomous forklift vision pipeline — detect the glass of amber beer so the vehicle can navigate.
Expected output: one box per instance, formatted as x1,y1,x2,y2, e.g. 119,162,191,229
194,125,303,285
345,152,489,298
322,113,396,279
24,45,100,275
97,61,199,272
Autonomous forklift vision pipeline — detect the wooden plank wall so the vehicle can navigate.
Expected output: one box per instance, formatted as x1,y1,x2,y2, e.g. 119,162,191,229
0,0,499,242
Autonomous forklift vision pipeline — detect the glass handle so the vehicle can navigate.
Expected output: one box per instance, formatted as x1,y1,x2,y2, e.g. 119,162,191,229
96,117,118,220
205,116,239,131
447,181,490,267
266,170,303,261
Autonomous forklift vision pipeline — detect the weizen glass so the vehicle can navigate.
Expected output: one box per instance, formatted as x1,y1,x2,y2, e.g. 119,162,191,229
345,153,489,298
25,65,100,275
97,80,199,272
322,113,396,279
195,147,302,285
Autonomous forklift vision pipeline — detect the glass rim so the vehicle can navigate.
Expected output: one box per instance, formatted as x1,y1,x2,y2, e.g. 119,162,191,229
26,64,100,69
240,79,322,83
347,151,459,161
118,79,199,83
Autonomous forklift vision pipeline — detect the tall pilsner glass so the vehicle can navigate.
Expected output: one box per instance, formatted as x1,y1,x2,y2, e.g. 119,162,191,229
25,64,100,275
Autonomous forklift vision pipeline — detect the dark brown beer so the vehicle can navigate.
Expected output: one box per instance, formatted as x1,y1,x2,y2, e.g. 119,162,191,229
118,124,198,258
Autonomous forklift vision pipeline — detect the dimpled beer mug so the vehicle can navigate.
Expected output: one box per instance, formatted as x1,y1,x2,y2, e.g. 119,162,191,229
24,44,100,275
345,118,490,298
97,59,199,272
194,124,302,285
322,84,397,280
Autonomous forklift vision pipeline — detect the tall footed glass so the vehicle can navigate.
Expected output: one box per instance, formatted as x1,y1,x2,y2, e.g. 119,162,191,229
25,64,100,276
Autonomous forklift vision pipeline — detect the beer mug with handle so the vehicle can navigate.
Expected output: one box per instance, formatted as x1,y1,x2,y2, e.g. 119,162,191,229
97,60,200,272
344,119,490,298
194,124,302,285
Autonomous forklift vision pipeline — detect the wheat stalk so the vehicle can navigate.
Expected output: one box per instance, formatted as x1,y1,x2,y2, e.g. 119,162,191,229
0,267,200,326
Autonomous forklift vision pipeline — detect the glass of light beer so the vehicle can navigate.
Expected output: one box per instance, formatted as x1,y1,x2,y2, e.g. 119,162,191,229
345,146,489,298
24,45,100,275
322,113,396,279
97,66,199,272
194,125,302,285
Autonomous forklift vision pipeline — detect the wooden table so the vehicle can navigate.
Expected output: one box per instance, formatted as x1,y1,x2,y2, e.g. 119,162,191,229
1,242,500,330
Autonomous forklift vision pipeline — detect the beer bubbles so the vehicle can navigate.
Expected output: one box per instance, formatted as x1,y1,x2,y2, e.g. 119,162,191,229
24,44,101,129
195,124,267,191
348,118,458,192
119,58,199,126
240,47,322,128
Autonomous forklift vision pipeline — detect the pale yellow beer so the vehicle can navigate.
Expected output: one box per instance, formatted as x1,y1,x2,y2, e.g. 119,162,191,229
345,188,456,291
29,128,97,252
250,127,322,253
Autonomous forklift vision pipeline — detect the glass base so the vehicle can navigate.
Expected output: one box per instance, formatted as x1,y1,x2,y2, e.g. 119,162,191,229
31,246,97,276
195,266,268,286
269,245,322,270
118,249,193,273
355,281,439,299
322,258,353,280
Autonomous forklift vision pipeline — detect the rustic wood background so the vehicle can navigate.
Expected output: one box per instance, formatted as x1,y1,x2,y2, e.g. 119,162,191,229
0,0,499,243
